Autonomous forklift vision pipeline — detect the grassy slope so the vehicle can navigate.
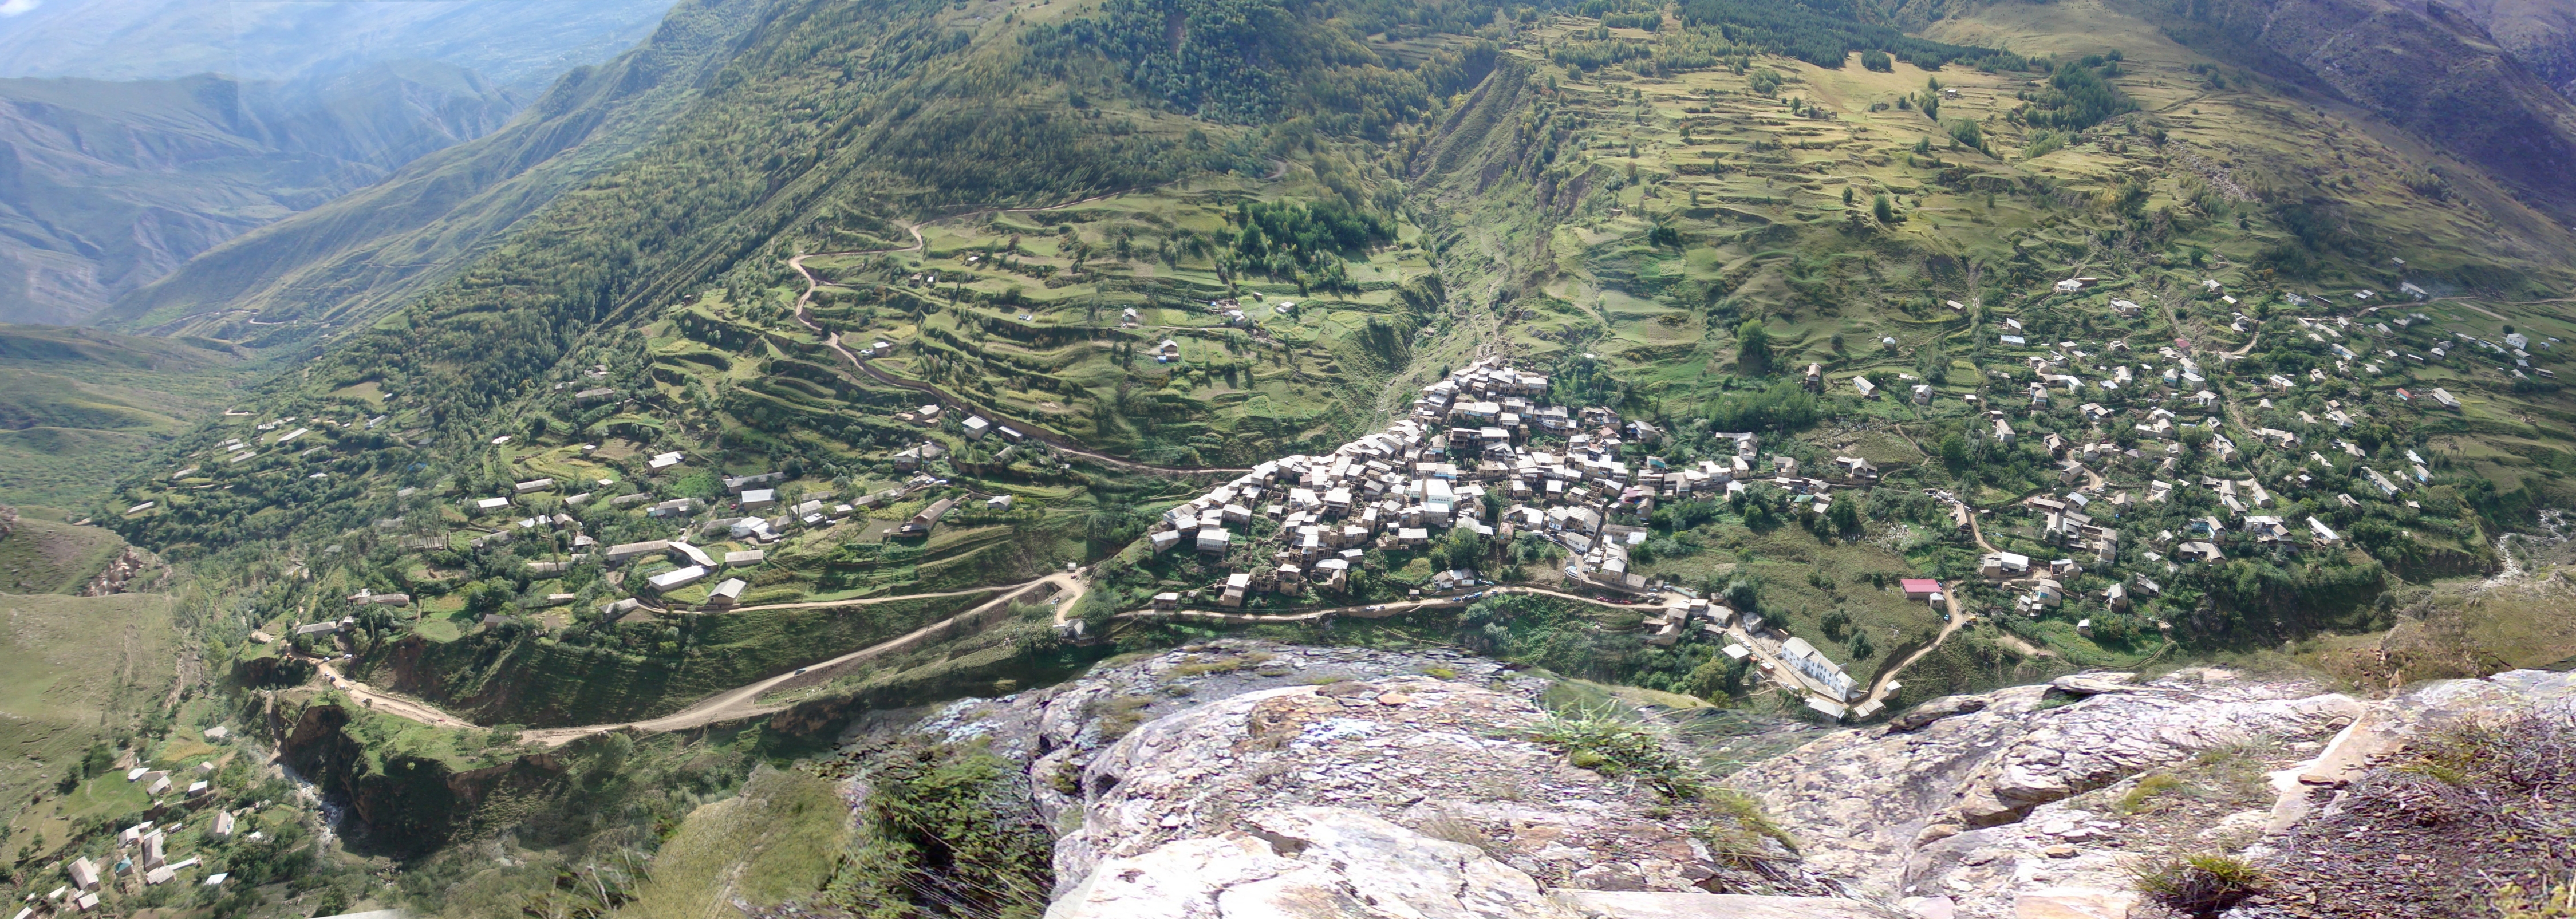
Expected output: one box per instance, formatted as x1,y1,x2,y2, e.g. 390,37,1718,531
0,591,177,838
0,516,128,593
610,766,846,918
0,324,254,507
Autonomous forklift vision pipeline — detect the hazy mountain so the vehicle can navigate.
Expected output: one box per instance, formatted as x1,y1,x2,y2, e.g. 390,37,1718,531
0,62,522,325
2133,0,2576,224
0,0,684,92
2424,0,2576,101
94,0,774,345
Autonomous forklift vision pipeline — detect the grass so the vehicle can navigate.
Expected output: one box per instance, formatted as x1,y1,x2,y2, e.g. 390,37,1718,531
2130,851,2268,917
372,588,1006,727
1084,693,1156,741
615,766,847,918
2113,772,2186,814
0,515,127,594
0,325,253,507
0,591,177,847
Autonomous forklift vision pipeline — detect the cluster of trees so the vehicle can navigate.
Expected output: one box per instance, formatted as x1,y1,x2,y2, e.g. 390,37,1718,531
1027,0,1502,134
1676,0,2026,70
2016,54,2139,131
1230,199,1394,266
1706,378,1822,432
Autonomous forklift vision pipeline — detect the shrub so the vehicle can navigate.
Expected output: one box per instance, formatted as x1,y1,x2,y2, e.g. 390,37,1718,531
2131,852,2266,916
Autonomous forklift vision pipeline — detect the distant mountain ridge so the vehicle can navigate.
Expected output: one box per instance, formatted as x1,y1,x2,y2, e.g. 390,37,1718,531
0,0,683,92
0,62,524,325
90,0,776,346
2125,0,2576,225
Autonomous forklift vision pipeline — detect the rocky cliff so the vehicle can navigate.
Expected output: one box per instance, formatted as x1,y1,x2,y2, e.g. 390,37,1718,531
273,698,569,857
1734,667,2576,918
861,644,2576,919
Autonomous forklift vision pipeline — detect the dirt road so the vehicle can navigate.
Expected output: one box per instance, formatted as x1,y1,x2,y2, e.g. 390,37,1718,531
306,658,470,727
300,574,1083,744
516,572,1083,747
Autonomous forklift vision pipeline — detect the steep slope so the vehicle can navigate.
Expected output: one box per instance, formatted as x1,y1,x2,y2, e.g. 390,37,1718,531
0,64,522,325
2401,0,2576,102
0,589,179,826
2119,0,2576,223
53,0,2576,910
0,0,683,90
93,0,775,346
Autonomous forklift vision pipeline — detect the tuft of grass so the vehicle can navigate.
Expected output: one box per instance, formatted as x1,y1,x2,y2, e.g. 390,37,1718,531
1086,694,1155,741
1526,701,1798,863
2131,852,2267,917
1529,705,1706,799
2113,772,2186,814
1167,652,1273,679
1415,809,1508,859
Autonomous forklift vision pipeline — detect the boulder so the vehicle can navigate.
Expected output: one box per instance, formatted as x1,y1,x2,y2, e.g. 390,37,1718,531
1888,695,1990,733
2046,673,2139,696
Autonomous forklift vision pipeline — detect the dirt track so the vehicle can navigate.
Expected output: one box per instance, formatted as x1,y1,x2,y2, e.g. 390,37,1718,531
301,574,1083,745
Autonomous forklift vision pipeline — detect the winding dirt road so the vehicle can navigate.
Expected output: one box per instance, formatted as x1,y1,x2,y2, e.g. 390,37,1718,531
306,574,1084,745
514,572,1083,747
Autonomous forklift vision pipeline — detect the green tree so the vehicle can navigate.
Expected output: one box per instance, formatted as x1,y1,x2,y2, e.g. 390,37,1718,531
1737,321,1773,373
1872,194,1896,224
1827,492,1862,535
1948,119,1983,151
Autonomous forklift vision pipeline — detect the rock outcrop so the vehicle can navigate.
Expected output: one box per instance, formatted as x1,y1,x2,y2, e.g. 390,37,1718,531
875,643,2576,919
900,640,1896,919
1729,668,2576,918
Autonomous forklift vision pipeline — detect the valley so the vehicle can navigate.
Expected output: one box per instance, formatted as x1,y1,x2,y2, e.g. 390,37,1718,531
7,0,2576,914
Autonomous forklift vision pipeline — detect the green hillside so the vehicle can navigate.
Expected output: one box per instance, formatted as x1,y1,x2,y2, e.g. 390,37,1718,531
0,591,179,848
0,325,254,507
93,0,2576,727
43,0,2576,910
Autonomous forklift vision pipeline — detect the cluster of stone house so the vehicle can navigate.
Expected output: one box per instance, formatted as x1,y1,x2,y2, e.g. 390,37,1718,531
1145,358,1860,606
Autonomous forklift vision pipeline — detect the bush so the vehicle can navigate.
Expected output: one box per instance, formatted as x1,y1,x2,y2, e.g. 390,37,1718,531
2131,852,2266,916
1527,707,1703,800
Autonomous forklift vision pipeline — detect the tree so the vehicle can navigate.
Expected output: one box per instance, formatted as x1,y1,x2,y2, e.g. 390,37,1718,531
1940,432,1970,471
1872,194,1897,224
464,578,513,614
1949,119,1984,151
1724,576,1761,612
1827,492,1862,535
1737,321,1773,373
